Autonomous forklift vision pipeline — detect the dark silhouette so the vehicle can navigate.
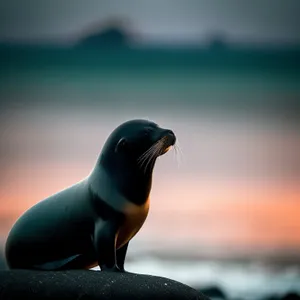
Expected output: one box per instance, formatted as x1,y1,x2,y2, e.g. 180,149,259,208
282,292,300,300
206,32,229,50
263,292,300,300
198,286,227,299
75,18,132,49
78,27,128,48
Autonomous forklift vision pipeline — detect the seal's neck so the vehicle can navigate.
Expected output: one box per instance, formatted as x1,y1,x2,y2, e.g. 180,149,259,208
88,164,151,211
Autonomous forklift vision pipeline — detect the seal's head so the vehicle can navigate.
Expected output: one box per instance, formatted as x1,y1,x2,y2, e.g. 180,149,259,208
98,119,176,204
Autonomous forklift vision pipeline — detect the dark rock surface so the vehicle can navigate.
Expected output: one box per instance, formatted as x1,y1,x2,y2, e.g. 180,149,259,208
0,269,209,300
198,286,227,299
263,292,300,300
282,292,300,300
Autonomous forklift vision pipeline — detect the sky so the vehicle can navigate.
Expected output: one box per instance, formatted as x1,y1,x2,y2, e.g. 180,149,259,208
0,0,299,45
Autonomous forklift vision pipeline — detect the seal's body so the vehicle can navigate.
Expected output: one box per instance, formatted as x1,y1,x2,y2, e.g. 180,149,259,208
5,119,176,272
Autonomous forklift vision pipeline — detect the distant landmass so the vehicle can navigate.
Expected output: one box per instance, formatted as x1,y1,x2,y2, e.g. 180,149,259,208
75,25,130,49
0,19,299,72
1,17,300,50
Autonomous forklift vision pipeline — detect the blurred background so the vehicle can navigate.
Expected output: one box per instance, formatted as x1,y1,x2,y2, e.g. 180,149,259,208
0,0,300,299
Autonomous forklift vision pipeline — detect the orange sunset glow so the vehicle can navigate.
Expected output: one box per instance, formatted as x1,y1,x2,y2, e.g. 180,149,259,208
1,151,300,255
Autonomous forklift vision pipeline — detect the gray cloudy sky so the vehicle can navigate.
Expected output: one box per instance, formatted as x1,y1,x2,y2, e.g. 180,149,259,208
0,0,299,44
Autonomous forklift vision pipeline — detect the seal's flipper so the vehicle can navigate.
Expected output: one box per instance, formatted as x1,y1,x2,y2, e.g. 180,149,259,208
93,218,122,271
116,242,129,272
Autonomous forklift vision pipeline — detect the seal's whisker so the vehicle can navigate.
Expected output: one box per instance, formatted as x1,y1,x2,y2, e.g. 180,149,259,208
137,140,160,166
146,144,163,173
143,141,164,173
137,143,160,172
174,144,179,168
175,140,184,166
139,141,163,172
138,138,166,173
137,138,163,162
137,137,166,164
138,144,158,164
175,144,182,168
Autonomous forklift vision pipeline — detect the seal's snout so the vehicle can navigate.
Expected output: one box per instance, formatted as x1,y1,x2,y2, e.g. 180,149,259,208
164,129,176,146
159,129,176,155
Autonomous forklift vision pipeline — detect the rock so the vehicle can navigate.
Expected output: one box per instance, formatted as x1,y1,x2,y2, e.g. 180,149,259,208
262,292,300,300
198,286,227,299
0,269,209,300
281,292,300,300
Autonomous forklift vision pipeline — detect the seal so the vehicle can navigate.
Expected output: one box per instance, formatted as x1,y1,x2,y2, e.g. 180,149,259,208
5,119,176,272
